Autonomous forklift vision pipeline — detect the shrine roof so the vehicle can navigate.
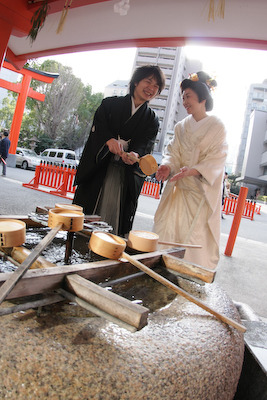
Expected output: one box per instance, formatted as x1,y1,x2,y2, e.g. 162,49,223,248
1,0,267,70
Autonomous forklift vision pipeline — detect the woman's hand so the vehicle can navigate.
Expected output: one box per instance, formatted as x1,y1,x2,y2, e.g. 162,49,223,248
156,165,171,182
170,166,200,182
106,138,124,155
121,151,139,165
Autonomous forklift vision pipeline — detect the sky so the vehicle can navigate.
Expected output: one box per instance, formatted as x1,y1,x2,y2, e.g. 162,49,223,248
40,48,137,94
39,45,267,170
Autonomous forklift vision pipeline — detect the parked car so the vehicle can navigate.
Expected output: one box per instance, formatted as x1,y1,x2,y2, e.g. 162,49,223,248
16,147,41,170
40,148,78,167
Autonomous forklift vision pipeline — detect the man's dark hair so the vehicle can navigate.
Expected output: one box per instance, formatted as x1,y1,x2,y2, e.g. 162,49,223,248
129,65,165,96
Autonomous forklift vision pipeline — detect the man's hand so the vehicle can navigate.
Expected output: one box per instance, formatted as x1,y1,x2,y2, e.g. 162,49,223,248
106,138,124,155
121,151,139,165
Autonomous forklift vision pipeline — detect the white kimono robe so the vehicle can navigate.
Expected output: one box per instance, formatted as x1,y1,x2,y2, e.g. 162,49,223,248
154,115,228,270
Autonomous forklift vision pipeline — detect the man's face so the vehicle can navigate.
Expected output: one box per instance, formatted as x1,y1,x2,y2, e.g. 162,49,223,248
133,75,159,105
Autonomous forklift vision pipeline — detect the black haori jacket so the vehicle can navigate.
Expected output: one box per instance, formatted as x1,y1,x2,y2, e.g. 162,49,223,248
73,94,159,234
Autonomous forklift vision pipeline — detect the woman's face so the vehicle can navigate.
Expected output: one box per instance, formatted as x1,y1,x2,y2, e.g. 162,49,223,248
182,88,206,117
133,75,159,106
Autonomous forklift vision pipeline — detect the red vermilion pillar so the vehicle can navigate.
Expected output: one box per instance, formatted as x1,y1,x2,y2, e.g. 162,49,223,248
0,19,12,69
0,61,58,158
9,74,32,154
224,186,248,257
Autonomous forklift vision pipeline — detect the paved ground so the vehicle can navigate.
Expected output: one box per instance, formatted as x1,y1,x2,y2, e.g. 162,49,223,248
1,166,267,320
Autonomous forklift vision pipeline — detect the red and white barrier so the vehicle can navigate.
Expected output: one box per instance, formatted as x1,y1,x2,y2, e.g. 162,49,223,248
23,162,162,201
140,177,160,199
222,194,259,221
23,166,263,215
23,161,76,199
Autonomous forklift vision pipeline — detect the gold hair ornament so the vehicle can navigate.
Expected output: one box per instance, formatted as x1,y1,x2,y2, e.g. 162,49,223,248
188,73,199,82
188,73,217,92
205,78,217,91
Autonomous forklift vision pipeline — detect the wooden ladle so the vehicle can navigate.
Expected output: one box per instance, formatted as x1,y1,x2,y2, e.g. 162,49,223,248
55,203,83,212
126,153,158,176
89,231,246,333
0,209,84,304
0,219,26,248
127,230,201,252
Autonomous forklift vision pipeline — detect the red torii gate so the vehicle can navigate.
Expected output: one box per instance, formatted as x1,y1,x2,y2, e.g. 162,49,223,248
0,60,58,163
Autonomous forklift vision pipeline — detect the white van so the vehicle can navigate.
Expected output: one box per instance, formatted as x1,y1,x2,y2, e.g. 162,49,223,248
40,148,78,167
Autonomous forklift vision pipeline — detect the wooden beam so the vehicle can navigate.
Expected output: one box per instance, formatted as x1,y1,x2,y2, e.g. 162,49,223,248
0,80,45,100
0,249,184,300
0,17,12,69
3,61,58,83
57,288,138,333
5,48,27,70
0,246,57,269
0,1,33,35
0,293,64,316
0,223,63,304
162,254,216,284
65,274,149,330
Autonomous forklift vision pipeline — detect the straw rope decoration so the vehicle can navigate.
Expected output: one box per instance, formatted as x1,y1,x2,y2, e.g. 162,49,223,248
27,0,226,43
208,0,225,21
27,0,49,44
57,0,73,34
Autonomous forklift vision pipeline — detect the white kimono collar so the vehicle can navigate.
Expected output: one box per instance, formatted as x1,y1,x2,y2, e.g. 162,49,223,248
189,115,210,132
131,97,143,115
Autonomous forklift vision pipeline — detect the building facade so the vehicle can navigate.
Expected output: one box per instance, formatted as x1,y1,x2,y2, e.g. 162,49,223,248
235,80,267,175
104,80,128,98
103,48,204,163
132,47,202,159
237,109,267,197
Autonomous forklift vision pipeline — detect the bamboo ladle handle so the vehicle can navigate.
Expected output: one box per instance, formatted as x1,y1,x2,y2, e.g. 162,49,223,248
158,240,201,248
121,252,246,333
123,152,158,176
89,232,245,332
123,152,140,163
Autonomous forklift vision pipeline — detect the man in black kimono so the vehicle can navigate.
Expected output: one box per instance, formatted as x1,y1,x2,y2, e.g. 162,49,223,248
73,65,165,236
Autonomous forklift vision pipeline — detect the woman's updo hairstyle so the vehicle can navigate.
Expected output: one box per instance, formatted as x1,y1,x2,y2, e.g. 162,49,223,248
180,71,217,111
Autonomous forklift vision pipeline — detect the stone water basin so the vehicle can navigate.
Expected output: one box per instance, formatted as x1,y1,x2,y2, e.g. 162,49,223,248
0,225,244,399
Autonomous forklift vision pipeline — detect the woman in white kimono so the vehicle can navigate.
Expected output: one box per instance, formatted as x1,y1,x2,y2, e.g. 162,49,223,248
154,71,228,270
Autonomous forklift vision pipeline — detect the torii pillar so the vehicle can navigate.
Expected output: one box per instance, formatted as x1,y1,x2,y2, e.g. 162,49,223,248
0,60,58,166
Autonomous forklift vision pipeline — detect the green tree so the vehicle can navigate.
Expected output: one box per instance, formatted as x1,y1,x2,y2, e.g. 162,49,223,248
72,85,103,153
31,60,104,152
0,59,103,153
228,174,241,195
28,59,84,144
51,82,103,151
0,95,17,130
32,60,104,152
